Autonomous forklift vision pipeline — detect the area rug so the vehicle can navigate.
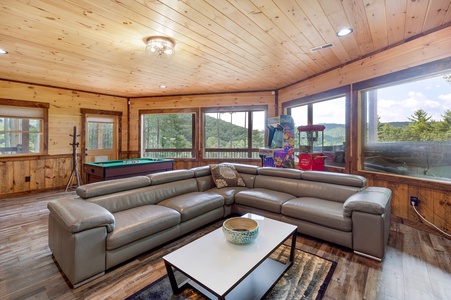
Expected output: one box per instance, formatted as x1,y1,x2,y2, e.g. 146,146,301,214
126,244,336,300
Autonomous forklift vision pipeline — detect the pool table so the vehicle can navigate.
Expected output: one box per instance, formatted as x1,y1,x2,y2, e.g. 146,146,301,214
83,158,174,183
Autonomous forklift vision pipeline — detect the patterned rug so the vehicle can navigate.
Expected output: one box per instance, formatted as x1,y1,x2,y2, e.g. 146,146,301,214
126,244,336,300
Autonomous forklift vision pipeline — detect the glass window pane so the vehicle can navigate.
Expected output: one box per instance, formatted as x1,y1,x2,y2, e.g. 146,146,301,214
289,98,346,167
142,113,194,159
362,73,451,182
87,122,113,150
252,111,265,149
0,117,42,155
312,97,346,166
204,110,265,159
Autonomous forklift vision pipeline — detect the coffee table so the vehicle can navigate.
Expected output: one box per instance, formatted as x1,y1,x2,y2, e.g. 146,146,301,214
163,214,297,300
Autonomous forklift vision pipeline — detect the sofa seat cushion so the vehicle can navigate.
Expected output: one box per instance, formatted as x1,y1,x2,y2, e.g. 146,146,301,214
234,188,296,213
107,205,180,250
207,186,249,205
158,192,224,222
282,198,351,232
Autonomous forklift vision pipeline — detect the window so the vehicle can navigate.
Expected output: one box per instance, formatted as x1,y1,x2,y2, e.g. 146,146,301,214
284,87,349,168
0,100,48,156
360,70,451,182
87,117,114,150
203,106,266,159
141,109,197,159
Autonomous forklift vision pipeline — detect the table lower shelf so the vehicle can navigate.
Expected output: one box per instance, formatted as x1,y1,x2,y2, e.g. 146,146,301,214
174,256,292,300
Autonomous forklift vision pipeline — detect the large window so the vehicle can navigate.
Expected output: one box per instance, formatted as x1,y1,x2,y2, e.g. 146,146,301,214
284,87,349,168
360,70,451,182
0,100,48,156
203,106,266,159
141,109,197,159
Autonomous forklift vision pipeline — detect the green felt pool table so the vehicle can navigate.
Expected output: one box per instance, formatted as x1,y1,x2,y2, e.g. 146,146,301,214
83,158,174,183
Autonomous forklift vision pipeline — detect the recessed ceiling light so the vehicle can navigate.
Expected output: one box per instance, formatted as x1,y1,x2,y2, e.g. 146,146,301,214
0,48,8,54
159,85,167,88
336,28,353,37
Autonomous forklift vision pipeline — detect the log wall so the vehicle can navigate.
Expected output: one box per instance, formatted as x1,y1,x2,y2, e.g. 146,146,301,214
278,26,451,233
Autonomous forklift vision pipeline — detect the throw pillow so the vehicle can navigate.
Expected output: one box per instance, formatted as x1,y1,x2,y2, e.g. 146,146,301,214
210,164,246,189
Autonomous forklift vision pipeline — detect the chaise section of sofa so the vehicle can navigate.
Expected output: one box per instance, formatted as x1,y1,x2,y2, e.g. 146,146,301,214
47,163,392,287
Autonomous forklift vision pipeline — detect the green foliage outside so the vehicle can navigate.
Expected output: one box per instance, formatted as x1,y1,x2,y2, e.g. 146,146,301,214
142,113,265,158
377,109,451,142
87,122,114,150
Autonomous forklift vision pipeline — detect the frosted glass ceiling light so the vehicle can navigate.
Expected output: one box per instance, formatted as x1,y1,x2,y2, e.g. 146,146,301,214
145,36,175,57
336,28,353,37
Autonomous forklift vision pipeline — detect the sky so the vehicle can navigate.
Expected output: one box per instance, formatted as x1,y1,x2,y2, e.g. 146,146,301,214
377,75,451,123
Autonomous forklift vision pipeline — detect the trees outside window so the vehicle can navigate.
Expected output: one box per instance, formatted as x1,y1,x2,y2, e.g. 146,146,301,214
141,110,196,159
203,107,266,159
361,72,451,182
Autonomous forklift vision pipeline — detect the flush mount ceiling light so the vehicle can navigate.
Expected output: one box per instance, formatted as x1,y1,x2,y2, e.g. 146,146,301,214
0,48,8,54
336,28,353,37
145,36,175,57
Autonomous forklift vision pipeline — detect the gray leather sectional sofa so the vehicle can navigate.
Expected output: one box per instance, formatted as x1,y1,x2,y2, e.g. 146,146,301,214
47,163,392,287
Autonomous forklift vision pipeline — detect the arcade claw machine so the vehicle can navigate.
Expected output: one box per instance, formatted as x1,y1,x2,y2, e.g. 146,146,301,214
297,125,327,171
259,115,295,168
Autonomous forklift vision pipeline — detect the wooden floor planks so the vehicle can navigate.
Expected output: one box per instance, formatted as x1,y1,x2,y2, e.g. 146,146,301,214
0,190,450,300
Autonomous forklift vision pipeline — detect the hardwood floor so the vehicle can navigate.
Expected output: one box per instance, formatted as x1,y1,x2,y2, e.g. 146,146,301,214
0,190,450,300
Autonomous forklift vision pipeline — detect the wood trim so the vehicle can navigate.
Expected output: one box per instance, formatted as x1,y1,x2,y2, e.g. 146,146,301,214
201,105,268,113
80,108,123,116
0,98,50,109
353,57,451,90
281,85,351,110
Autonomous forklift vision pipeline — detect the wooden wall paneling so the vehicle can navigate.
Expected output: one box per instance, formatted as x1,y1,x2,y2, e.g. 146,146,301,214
56,156,71,188
44,159,56,189
30,159,46,191
433,189,451,233
12,160,30,193
0,161,14,194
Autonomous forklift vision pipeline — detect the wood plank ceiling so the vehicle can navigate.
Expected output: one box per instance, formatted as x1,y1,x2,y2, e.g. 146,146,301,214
0,0,450,97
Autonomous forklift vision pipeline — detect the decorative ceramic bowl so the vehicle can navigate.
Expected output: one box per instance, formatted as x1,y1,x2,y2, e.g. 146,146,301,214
222,217,259,244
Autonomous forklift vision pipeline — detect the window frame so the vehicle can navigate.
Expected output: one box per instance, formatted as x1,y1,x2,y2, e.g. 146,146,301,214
282,86,351,171
0,99,49,157
353,57,451,185
139,108,198,160
201,105,267,160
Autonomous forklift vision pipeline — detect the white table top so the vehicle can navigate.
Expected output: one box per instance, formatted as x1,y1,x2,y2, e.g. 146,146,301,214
163,214,297,296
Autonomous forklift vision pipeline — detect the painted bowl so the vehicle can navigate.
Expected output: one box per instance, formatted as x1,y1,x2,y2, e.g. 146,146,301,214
222,217,259,244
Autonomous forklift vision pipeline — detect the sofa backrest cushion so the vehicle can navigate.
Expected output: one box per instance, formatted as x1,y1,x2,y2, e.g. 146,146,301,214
257,167,303,179
301,171,366,188
254,175,301,196
296,181,363,203
147,169,194,185
76,176,151,199
228,163,259,175
86,178,199,213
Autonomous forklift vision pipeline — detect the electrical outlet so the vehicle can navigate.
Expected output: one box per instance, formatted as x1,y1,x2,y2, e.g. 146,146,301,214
410,196,419,206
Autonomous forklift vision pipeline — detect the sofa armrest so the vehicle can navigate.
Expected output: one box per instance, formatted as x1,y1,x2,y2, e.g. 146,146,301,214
48,198,115,233
343,187,392,217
